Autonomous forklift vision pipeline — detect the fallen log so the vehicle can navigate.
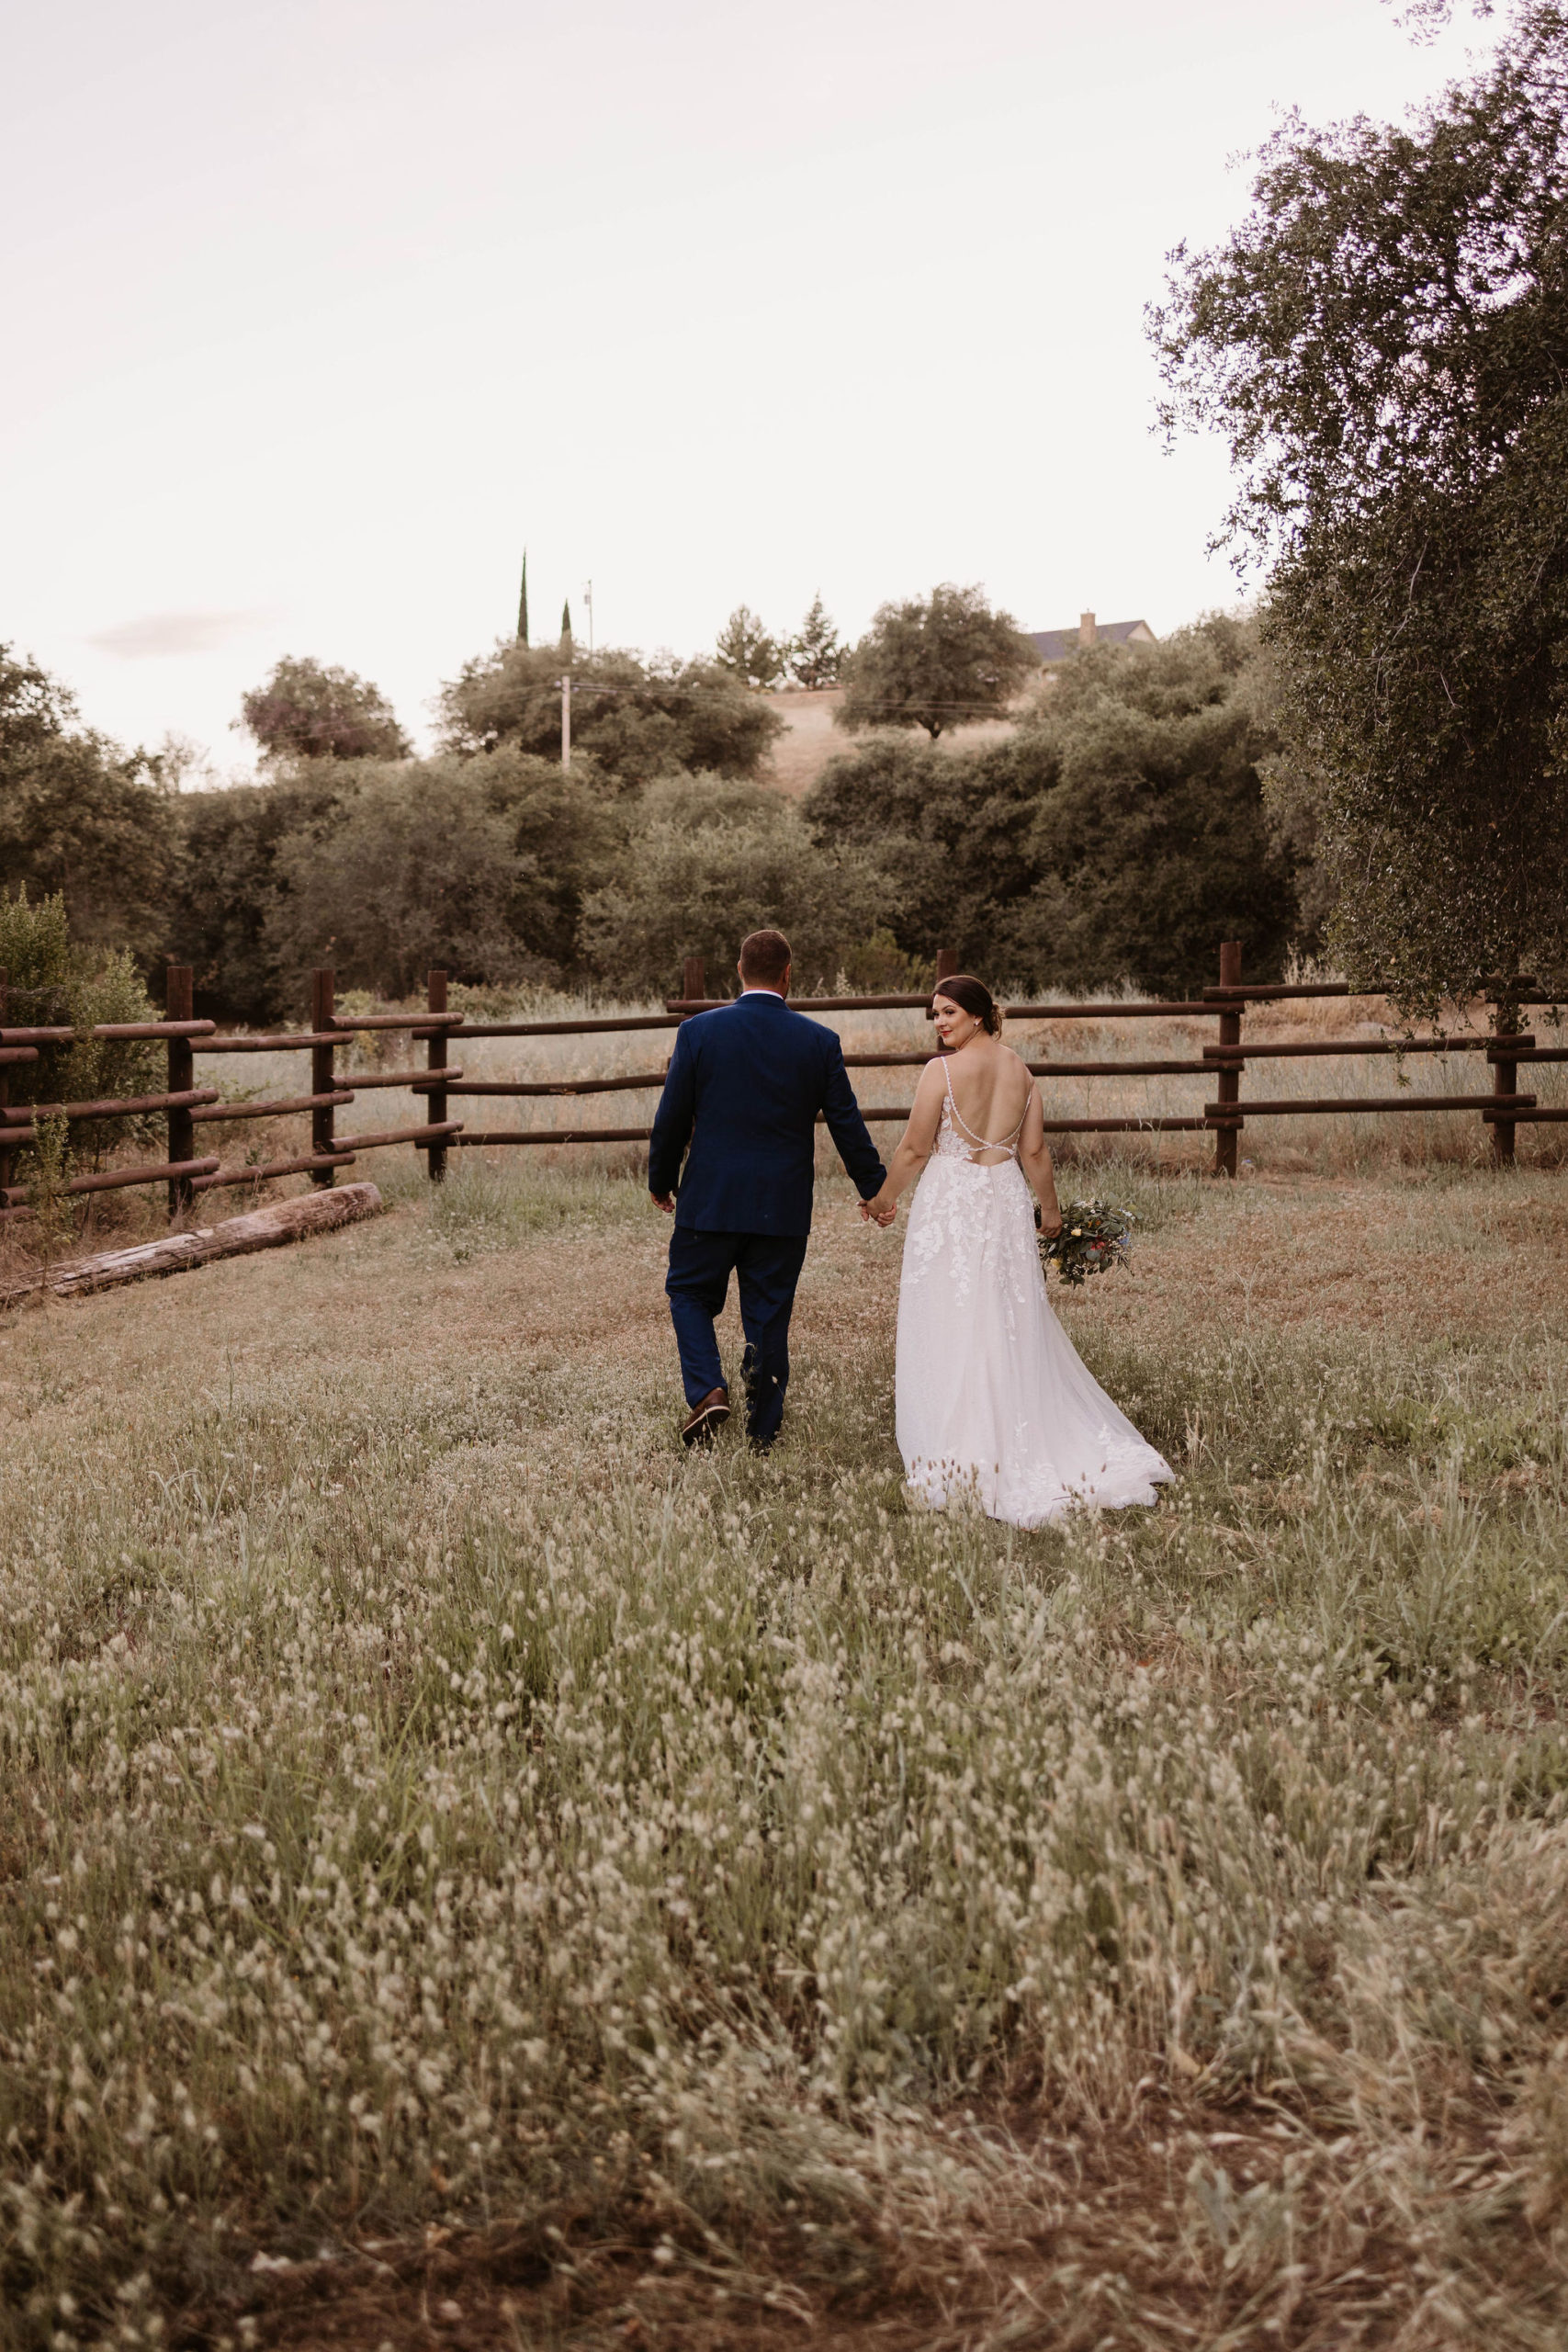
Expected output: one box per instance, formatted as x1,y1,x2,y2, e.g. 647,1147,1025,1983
0,1181,384,1306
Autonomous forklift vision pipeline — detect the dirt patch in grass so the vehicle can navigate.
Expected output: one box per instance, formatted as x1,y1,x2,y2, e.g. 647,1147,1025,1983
193,2086,1539,2351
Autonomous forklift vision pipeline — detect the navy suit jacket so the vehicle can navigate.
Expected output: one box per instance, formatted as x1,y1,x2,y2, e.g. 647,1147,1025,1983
648,991,886,1236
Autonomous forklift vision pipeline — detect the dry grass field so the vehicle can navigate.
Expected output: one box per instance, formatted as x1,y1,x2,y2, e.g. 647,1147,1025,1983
758,693,1020,797
3,1003,1568,2349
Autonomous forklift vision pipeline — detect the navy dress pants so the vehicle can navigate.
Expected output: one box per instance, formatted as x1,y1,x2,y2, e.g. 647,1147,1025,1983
665,1226,810,1443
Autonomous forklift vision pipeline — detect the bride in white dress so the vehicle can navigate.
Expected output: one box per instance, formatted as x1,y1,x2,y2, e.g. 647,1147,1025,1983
862,975,1173,1530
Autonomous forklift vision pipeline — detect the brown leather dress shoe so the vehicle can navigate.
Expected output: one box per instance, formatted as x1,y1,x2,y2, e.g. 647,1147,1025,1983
681,1385,730,1446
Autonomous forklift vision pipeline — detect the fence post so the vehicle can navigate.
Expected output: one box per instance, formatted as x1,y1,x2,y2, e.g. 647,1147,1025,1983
682,956,705,1004
166,966,196,1219
935,948,959,986
1213,940,1243,1178
310,968,337,1187
1491,978,1519,1168
426,967,449,1183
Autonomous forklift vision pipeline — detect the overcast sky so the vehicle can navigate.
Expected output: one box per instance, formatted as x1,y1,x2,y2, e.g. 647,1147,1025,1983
4,0,1479,775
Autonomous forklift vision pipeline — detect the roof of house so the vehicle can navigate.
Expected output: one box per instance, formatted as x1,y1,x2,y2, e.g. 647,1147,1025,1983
1028,619,1156,662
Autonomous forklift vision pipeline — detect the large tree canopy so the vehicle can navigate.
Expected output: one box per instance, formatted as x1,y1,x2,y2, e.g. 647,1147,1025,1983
1151,1,1568,1012
835,584,1036,741
239,656,412,764
0,645,176,963
436,642,782,785
169,752,623,1020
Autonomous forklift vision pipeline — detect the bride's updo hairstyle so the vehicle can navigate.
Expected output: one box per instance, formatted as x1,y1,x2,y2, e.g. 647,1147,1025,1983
934,974,1002,1037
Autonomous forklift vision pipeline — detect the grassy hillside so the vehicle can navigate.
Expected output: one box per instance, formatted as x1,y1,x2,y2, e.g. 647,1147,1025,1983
759,688,1021,797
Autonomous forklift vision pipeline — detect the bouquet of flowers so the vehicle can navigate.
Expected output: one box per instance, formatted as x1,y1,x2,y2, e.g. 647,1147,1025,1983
1039,1198,1137,1286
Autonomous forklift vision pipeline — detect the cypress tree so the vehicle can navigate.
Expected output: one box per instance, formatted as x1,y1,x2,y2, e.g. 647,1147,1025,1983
516,551,529,645
560,599,572,644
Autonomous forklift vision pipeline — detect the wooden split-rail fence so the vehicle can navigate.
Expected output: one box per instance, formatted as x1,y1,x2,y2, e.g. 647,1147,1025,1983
0,943,1559,1227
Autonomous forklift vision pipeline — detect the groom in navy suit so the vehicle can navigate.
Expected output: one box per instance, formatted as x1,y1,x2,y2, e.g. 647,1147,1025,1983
649,928,892,1449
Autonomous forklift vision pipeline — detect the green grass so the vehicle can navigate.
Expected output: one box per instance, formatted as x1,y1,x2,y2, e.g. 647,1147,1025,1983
376,1148,651,1261
1,1162,1566,2346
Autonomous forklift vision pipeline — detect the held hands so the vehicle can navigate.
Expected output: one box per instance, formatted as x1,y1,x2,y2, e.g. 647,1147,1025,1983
860,1189,897,1228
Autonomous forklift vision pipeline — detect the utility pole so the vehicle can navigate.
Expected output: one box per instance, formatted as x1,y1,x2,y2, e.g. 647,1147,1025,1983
583,579,593,652
560,672,571,769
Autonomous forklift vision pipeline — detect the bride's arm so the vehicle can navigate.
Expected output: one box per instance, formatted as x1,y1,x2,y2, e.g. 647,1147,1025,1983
859,1060,946,1224
1017,1085,1064,1235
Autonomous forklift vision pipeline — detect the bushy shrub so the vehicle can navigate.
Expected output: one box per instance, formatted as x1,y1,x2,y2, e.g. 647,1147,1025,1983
998,613,1298,994
168,770,353,1023
264,753,624,1005
805,735,1043,975
170,754,625,1019
0,888,162,1167
835,928,933,992
807,616,1302,995
580,775,894,995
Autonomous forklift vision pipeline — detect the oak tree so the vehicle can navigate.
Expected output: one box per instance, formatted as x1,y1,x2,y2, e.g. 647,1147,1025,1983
239,656,412,765
436,641,782,784
1151,0,1568,1014
835,583,1035,741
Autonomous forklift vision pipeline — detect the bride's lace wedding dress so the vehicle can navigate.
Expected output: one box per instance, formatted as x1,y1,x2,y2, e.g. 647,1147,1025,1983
896,1068,1174,1529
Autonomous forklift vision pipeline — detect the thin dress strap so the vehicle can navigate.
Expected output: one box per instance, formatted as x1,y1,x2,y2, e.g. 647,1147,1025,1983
942,1058,1027,1158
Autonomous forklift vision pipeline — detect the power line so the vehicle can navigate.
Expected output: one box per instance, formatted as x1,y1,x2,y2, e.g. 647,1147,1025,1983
479,677,1037,721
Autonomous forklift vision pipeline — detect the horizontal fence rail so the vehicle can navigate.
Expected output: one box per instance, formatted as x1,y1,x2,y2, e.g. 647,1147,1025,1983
0,943,1562,1229
1206,1093,1537,1119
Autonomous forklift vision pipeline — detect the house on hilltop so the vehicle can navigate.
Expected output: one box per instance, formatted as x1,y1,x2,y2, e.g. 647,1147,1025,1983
1028,612,1156,662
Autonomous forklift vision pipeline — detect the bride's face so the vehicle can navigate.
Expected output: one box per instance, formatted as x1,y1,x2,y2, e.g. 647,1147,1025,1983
932,994,981,1049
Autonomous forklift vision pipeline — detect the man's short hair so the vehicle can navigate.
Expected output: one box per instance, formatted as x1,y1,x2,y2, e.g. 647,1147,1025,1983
739,928,792,987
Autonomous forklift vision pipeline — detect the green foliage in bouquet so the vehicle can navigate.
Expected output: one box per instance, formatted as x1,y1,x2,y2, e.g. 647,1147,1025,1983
1041,1198,1136,1287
